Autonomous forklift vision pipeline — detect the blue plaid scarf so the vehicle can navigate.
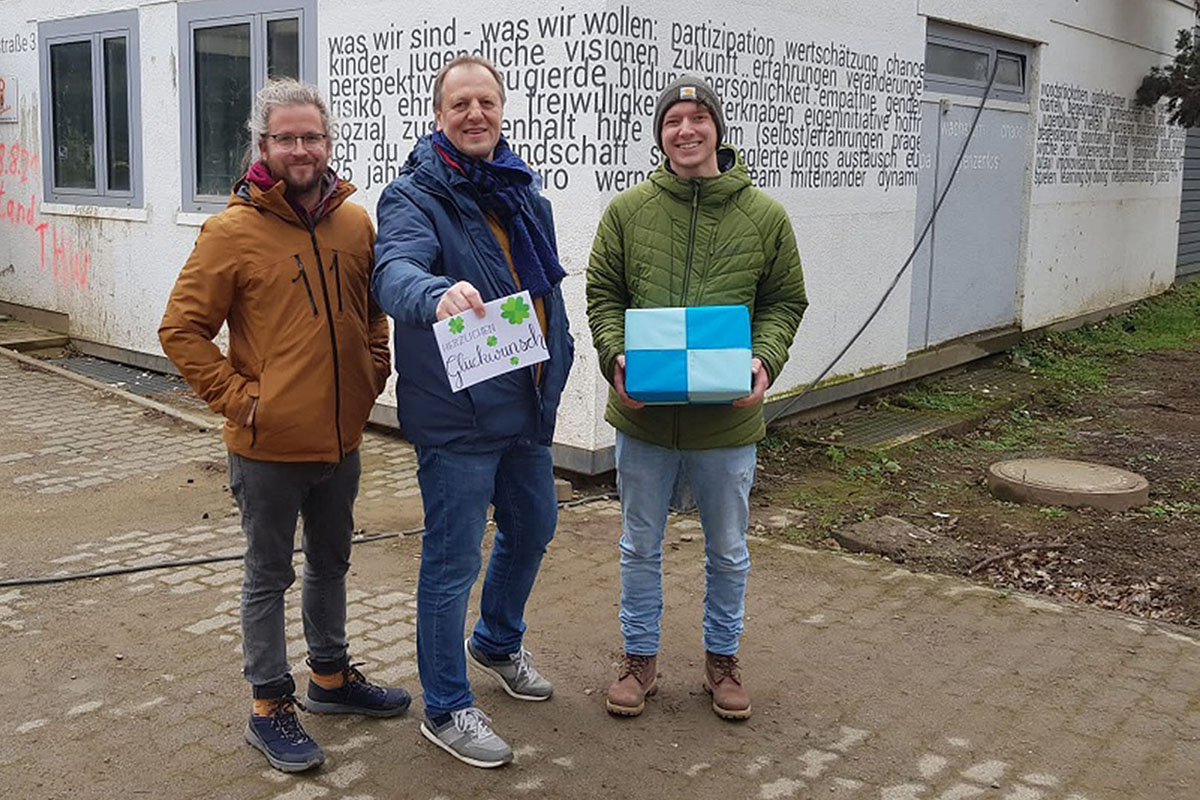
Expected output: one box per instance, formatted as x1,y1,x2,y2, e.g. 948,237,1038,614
431,130,566,298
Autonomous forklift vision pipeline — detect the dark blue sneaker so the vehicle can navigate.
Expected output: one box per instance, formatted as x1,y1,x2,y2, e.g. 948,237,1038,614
306,663,412,718
244,696,325,773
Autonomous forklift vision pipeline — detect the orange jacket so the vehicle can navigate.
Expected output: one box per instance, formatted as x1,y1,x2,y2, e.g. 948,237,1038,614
159,178,390,462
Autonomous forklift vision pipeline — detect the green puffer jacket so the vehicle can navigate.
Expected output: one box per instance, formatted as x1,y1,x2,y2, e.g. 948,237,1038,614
587,147,807,450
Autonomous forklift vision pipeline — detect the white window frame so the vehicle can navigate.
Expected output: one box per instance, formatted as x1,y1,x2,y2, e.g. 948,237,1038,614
177,0,316,213
38,10,143,208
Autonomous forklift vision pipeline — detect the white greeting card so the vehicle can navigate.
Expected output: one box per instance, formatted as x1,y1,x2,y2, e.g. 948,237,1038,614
432,290,550,392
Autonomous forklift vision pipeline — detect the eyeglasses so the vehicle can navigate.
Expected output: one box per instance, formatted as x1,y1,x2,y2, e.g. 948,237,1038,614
265,133,328,149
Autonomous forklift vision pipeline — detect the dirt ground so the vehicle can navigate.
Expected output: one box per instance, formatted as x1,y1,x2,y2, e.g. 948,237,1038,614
755,345,1200,627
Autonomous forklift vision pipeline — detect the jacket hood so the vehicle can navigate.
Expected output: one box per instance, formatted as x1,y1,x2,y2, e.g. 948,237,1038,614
651,145,750,205
400,135,435,176
399,135,466,197
229,166,354,226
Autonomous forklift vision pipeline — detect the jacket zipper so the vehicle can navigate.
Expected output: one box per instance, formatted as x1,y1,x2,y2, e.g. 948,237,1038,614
292,256,318,316
307,228,345,459
680,182,700,305
470,209,540,402
674,181,701,448
427,181,537,421
434,185,518,295
421,171,550,430
418,184,482,427
330,252,343,313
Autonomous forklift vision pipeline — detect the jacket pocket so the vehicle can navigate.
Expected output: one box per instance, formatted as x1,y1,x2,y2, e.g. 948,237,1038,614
292,255,319,316
338,324,379,435
332,247,373,320
465,370,533,437
330,252,344,314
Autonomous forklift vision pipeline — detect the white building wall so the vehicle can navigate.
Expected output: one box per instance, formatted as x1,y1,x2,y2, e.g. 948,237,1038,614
2,1,198,357
1021,0,1189,326
0,0,1192,461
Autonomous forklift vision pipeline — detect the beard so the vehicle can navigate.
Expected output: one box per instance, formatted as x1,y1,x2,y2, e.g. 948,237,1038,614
283,166,325,199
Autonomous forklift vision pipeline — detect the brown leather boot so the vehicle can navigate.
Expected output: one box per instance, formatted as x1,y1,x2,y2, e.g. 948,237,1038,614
704,652,751,720
605,653,658,716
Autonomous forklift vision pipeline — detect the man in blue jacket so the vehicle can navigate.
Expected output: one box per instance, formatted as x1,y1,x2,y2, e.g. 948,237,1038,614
372,55,573,769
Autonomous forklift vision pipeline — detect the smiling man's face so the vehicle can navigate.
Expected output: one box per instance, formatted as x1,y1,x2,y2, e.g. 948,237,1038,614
661,101,720,178
435,63,504,161
259,103,329,200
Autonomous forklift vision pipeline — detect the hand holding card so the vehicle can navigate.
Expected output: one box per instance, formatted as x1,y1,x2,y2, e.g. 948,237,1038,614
431,290,551,392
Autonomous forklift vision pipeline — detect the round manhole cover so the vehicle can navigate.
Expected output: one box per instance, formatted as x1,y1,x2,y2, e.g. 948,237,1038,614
987,458,1149,512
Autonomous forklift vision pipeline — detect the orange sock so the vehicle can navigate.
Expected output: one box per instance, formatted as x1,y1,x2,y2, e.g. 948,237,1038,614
310,671,345,690
253,698,281,717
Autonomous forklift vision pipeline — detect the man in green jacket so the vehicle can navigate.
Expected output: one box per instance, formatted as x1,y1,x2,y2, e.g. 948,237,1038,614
586,76,807,721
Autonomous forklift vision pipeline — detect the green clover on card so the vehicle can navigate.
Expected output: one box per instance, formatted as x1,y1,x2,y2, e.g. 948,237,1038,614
448,317,465,334
487,335,498,347
500,296,531,325
510,356,520,366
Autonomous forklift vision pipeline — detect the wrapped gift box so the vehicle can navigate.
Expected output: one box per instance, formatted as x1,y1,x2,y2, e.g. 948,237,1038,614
624,306,751,404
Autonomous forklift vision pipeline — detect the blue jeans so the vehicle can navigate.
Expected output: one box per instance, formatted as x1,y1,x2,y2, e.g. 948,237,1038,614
614,431,755,657
414,439,558,716
229,451,359,697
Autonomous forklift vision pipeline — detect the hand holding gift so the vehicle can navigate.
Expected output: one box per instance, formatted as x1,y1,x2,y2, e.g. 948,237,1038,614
732,357,771,408
612,354,646,410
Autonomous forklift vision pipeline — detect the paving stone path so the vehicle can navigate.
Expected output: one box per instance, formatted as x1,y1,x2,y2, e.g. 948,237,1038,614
1,355,1199,799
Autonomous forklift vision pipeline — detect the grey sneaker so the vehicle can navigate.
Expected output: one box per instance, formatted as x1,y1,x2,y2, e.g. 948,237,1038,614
465,638,553,701
420,707,513,768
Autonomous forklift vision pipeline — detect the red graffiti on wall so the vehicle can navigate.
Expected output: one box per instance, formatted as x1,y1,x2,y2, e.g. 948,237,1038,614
0,141,92,290
0,141,37,182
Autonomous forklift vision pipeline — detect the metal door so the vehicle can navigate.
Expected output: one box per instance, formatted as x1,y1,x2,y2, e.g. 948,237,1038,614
908,100,1028,351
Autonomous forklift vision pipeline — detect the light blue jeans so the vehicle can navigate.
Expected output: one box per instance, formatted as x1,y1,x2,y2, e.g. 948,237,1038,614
614,431,756,657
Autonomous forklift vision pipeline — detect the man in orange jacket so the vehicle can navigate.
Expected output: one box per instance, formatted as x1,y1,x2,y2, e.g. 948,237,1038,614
160,79,410,773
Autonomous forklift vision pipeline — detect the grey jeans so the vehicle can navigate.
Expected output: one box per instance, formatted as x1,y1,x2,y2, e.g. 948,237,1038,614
229,450,360,697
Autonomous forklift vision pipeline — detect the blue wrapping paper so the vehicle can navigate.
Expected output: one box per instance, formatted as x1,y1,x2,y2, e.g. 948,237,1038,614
624,306,752,404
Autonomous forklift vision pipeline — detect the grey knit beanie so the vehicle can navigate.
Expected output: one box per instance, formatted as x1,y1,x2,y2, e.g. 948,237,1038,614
653,75,726,150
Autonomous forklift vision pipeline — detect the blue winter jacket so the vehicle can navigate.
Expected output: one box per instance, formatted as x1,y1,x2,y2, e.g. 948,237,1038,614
371,136,574,451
